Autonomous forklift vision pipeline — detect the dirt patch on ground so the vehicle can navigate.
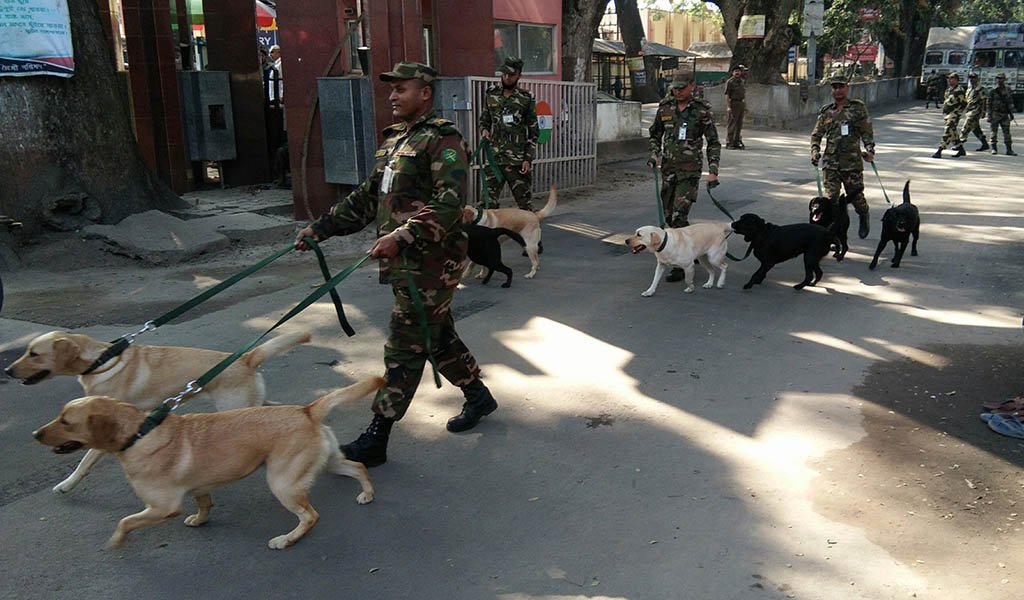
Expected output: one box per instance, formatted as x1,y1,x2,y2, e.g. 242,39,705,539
810,343,1024,598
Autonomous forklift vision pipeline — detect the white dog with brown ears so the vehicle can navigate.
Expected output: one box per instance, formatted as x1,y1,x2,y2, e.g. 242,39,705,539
624,223,733,296
5,329,310,493
461,184,557,279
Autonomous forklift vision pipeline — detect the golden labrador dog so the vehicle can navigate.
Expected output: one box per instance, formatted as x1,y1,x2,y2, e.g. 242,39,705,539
33,376,385,550
6,330,310,493
625,223,733,297
461,184,557,279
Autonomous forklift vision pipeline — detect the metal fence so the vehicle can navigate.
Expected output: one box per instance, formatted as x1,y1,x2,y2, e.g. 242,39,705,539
436,76,597,202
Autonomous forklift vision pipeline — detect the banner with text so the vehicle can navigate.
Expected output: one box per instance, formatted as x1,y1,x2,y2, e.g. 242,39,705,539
0,0,74,77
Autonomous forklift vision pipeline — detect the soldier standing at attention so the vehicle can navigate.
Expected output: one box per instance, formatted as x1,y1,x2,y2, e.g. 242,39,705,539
810,74,875,239
987,73,1017,156
932,72,967,158
724,64,747,149
647,71,722,282
478,56,539,210
960,73,989,152
295,62,498,468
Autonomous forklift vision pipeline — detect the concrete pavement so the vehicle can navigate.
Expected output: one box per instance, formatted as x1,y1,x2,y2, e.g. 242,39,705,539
1,99,1023,599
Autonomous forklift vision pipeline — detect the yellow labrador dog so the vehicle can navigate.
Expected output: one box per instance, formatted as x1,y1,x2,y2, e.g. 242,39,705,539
461,184,557,279
625,223,733,296
33,376,384,550
6,330,310,493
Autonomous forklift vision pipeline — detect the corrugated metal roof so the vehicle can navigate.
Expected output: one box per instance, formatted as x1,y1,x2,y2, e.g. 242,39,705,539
592,38,698,58
687,41,732,58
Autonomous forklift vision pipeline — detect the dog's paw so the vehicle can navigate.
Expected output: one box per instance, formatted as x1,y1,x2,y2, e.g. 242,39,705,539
641,289,655,297
501,282,511,288
793,283,807,290
742,283,753,290
702,282,713,289
684,286,695,293
268,535,293,550
356,492,374,505
524,272,536,279
106,532,126,550
891,262,900,268
184,514,208,527
868,262,877,270
52,479,78,494
716,281,726,289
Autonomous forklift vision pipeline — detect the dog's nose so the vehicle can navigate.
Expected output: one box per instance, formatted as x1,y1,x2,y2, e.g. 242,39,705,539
32,429,42,440
3,367,12,377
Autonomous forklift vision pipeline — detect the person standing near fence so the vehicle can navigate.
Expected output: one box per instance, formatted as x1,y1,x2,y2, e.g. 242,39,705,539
724,64,747,149
478,57,539,210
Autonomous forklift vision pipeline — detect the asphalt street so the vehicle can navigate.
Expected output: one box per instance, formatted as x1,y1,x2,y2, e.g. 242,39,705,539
1,100,1022,600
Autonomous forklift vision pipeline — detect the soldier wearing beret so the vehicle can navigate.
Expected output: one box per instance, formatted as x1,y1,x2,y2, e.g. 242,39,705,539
648,71,722,282
810,74,875,239
295,62,498,468
932,72,967,158
478,56,540,210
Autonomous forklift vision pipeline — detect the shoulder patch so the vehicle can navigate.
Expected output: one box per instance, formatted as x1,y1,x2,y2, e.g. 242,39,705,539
443,148,458,164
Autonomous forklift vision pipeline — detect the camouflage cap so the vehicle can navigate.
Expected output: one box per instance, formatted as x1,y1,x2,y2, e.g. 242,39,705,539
670,72,694,88
828,74,848,85
500,56,524,74
733,64,747,71
946,72,959,80
379,61,438,84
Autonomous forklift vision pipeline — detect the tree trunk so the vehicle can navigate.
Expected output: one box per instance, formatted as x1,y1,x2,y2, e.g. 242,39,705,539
562,0,611,82
0,0,183,238
712,0,796,85
615,0,660,103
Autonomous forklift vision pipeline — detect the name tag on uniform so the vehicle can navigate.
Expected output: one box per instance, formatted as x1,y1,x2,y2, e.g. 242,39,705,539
840,123,850,136
678,124,687,140
381,166,395,194
502,114,514,125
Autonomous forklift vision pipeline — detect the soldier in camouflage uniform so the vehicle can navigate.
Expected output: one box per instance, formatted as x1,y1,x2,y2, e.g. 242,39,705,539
932,73,967,158
478,56,539,210
295,62,497,468
959,73,989,151
724,64,747,149
647,71,721,282
987,73,1017,156
810,74,875,239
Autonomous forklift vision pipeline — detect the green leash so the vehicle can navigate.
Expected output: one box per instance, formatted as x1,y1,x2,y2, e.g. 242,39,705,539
868,159,893,206
651,166,666,228
83,238,355,375
472,139,505,209
121,253,372,450
814,165,824,197
705,183,745,262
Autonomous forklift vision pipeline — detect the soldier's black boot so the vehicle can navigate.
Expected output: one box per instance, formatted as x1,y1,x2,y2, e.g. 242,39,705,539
666,268,686,282
340,414,393,467
858,212,870,239
977,139,990,152
991,143,999,155
931,148,942,158
1006,144,1017,156
953,145,967,158
447,379,498,433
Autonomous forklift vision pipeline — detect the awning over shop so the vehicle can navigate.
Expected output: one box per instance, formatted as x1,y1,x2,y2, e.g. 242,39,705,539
592,39,697,58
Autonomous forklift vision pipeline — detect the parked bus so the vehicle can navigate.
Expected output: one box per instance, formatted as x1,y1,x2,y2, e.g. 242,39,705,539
969,22,1024,110
920,26,975,94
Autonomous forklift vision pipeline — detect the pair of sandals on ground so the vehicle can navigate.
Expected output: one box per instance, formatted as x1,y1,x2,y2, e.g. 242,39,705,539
980,397,1024,439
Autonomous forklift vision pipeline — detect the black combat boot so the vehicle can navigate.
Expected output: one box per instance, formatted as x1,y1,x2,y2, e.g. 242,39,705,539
977,139,990,152
858,212,870,239
991,143,999,155
666,268,686,282
1006,144,1017,156
953,145,967,158
340,413,394,467
931,148,942,158
447,379,498,433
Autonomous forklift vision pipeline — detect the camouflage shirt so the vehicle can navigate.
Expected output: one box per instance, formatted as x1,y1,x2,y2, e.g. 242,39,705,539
964,84,987,115
478,84,539,164
810,98,875,172
942,84,967,119
988,85,1015,118
648,97,721,175
311,110,469,290
724,76,745,102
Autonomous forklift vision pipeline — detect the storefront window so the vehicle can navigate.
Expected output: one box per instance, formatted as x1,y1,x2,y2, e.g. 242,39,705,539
493,22,555,75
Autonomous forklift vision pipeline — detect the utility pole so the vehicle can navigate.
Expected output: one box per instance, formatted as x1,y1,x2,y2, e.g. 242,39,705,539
803,0,824,82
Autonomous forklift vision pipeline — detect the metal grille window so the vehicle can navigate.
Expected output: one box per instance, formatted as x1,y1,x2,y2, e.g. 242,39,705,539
494,22,555,75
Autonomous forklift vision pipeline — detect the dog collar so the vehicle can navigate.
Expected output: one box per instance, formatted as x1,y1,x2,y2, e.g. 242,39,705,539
80,338,130,375
121,404,172,451
471,209,484,225
656,230,669,252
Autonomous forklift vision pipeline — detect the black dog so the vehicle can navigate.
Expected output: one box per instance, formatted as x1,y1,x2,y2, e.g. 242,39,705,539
870,180,919,269
731,213,832,290
463,224,527,288
808,195,850,261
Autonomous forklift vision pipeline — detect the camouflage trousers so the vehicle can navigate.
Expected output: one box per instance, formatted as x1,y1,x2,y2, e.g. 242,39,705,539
659,171,700,227
373,285,481,420
959,111,987,144
938,114,963,149
990,115,1013,146
483,162,534,210
823,168,869,216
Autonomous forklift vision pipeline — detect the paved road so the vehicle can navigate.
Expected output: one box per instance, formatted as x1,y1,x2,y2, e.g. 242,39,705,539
1,101,1022,599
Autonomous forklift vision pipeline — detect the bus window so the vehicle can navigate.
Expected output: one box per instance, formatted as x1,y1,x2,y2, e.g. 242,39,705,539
924,51,944,65
972,50,996,68
949,51,967,65
1006,50,1022,68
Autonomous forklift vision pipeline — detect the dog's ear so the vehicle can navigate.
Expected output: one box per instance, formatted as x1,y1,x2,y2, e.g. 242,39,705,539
87,412,123,451
650,230,662,250
51,338,82,368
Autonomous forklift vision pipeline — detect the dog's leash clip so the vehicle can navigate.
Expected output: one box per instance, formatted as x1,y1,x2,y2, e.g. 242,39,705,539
124,320,157,344
166,379,203,411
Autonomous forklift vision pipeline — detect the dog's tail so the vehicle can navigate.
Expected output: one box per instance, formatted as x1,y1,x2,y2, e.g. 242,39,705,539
902,179,911,204
241,330,312,369
307,376,386,423
493,227,526,248
534,185,557,220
